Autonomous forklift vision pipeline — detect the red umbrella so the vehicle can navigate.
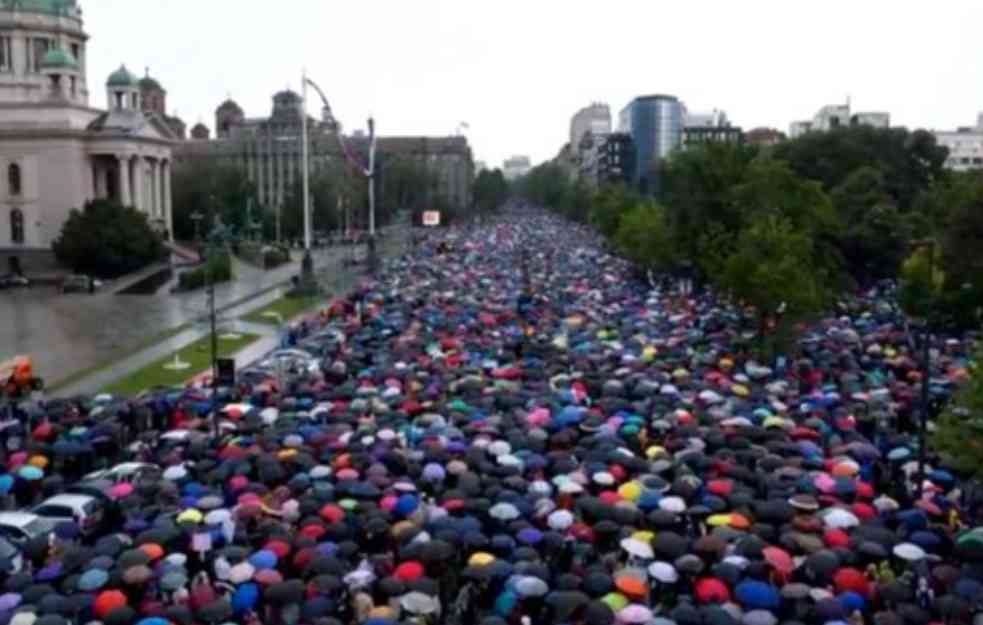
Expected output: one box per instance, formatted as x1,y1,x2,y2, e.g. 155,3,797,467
264,539,291,559
319,504,345,524
31,422,53,441
833,567,869,597
762,546,794,574
394,561,425,582
695,577,731,604
824,528,851,549
707,479,734,497
95,590,127,619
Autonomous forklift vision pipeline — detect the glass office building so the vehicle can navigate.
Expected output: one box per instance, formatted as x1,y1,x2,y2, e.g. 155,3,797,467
618,94,683,194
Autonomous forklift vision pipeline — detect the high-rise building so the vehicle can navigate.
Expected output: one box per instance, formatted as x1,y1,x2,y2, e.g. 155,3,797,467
570,103,611,153
617,94,684,194
503,156,532,181
0,0,178,268
597,133,634,186
176,91,473,216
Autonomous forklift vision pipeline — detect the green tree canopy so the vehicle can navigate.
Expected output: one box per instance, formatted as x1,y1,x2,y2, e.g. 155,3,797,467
473,168,510,215
53,199,165,278
171,159,257,241
933,351,983,478
613,202,676,272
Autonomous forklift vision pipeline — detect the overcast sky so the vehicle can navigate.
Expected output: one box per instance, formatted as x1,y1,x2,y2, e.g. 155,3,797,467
84,0,983,168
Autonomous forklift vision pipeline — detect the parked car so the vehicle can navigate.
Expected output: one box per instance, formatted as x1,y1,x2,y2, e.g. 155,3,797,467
61,274,102,294
0,537,22,574
0,274,29,290
0,512,56,545
83,462,161,484
32,494,106,536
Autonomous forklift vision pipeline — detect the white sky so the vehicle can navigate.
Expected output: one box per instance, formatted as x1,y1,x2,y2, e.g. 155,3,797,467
83,0,983,168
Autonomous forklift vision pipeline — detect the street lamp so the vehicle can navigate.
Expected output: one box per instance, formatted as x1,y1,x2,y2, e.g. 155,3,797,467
302,75,378,274
190,211,203,245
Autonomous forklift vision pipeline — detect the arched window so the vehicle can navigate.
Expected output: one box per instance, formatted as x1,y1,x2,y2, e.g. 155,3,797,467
7,163,20,196
9,208,24,244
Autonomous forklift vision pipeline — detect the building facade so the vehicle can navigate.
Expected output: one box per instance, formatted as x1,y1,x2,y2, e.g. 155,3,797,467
0,0,177,263
933,114,983,172
176,92,473,219
618,94,683,194
789,102,890,138
597,132,634,186
570,103,611,187
682,109,742,148
503,155,531,181
744,127,786,147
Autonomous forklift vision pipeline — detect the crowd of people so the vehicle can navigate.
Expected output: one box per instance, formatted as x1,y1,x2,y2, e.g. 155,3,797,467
0,209,980,625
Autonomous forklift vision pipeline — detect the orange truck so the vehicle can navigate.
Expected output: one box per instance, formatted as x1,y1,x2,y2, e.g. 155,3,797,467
0,356,42,399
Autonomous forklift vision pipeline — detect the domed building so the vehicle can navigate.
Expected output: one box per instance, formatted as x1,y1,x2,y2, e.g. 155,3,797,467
139,68,186,139
0,0,178,267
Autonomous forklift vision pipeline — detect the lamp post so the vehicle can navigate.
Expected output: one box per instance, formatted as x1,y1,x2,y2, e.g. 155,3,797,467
910,238,937,500
302,76,377,274
295,70,318,296
190,211,203,245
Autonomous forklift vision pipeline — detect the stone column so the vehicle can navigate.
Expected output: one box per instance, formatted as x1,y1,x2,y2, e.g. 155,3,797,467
133,156,145,213
117,154,130,206
152,159,162,219
163,160,173,241
92,160,102,199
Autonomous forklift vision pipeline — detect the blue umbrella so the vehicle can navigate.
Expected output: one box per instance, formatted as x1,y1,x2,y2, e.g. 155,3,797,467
247,549,277,570
136,618,170,625
395,494,419,516
17,466,42,481
0,475,13,494
838,592,865,612
77,569,109,591
231,582,259,615
735,580,781,610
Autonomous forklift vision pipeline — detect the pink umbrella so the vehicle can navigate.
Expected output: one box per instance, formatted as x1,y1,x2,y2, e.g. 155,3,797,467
110,483,134,499
618,603,654,624
813,473,836,494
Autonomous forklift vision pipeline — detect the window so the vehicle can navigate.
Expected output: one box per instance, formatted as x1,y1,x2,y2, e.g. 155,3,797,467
32,38,50,73
70,43,80,64
0,37,10,72
8,163,21,196
9,209,24,244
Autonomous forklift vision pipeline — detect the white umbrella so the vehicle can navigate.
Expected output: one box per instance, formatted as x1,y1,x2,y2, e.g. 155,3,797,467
260,407,278,426
893,542,926,562
514,576,549,598
744,610,777,625
659,496,687,513
162,465,188,481
228,562,255,584
620,537,655,560
821,508,859,529
489,502,520,521
204,509,231,525
400,591,439,615
548,510,574,531
647,561,678,583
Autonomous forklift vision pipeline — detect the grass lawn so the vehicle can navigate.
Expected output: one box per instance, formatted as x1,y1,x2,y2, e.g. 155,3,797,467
241,295,322,325
48,323,190,392
101,332,259,396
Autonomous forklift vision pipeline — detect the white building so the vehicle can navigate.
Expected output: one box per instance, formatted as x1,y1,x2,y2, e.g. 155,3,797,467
570,103,611,153
503,155,531,181
933,114,983,172
0,0,177,266
789,101,889,138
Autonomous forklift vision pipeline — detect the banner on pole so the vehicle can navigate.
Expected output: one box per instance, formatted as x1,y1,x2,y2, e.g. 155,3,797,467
422,211,441,227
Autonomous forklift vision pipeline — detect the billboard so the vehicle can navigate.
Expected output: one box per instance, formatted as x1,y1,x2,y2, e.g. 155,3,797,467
422,211,441,227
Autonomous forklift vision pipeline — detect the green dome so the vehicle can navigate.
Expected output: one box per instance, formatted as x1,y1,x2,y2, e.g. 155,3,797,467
1,0,80,17
139,75,163,91
40,47,78,70
106,65,137,88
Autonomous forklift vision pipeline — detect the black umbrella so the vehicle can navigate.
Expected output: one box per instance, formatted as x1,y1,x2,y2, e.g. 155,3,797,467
654,532,688,560
197,599,233,624
545,590,589,623
584,600,616,625
265,579,305,606
105,605,138,625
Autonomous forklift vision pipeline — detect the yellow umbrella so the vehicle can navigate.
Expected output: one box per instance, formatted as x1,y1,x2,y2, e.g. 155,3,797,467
618,481,642,502
468,552,496,567
177,508,203,524
707,514,732,527
602,592,629,611
646,446,667,459
631,530,655,544
731,384,750,398
642,346,657,362
28,455,48,469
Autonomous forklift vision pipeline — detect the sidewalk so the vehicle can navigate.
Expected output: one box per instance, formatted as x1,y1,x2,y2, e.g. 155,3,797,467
53,227,409,397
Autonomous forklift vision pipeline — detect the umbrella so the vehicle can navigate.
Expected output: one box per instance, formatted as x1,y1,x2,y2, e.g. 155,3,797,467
620,537,654,560
735,581,781,610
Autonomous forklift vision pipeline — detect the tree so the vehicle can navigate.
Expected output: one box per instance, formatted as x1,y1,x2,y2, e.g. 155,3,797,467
171,159,256,241
590,183,641,239
933,350,983,477
898,243,945,321
52,199,165,278
473,168,509,215
613,202,676,272
715,215,826,340
773,126,948,211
